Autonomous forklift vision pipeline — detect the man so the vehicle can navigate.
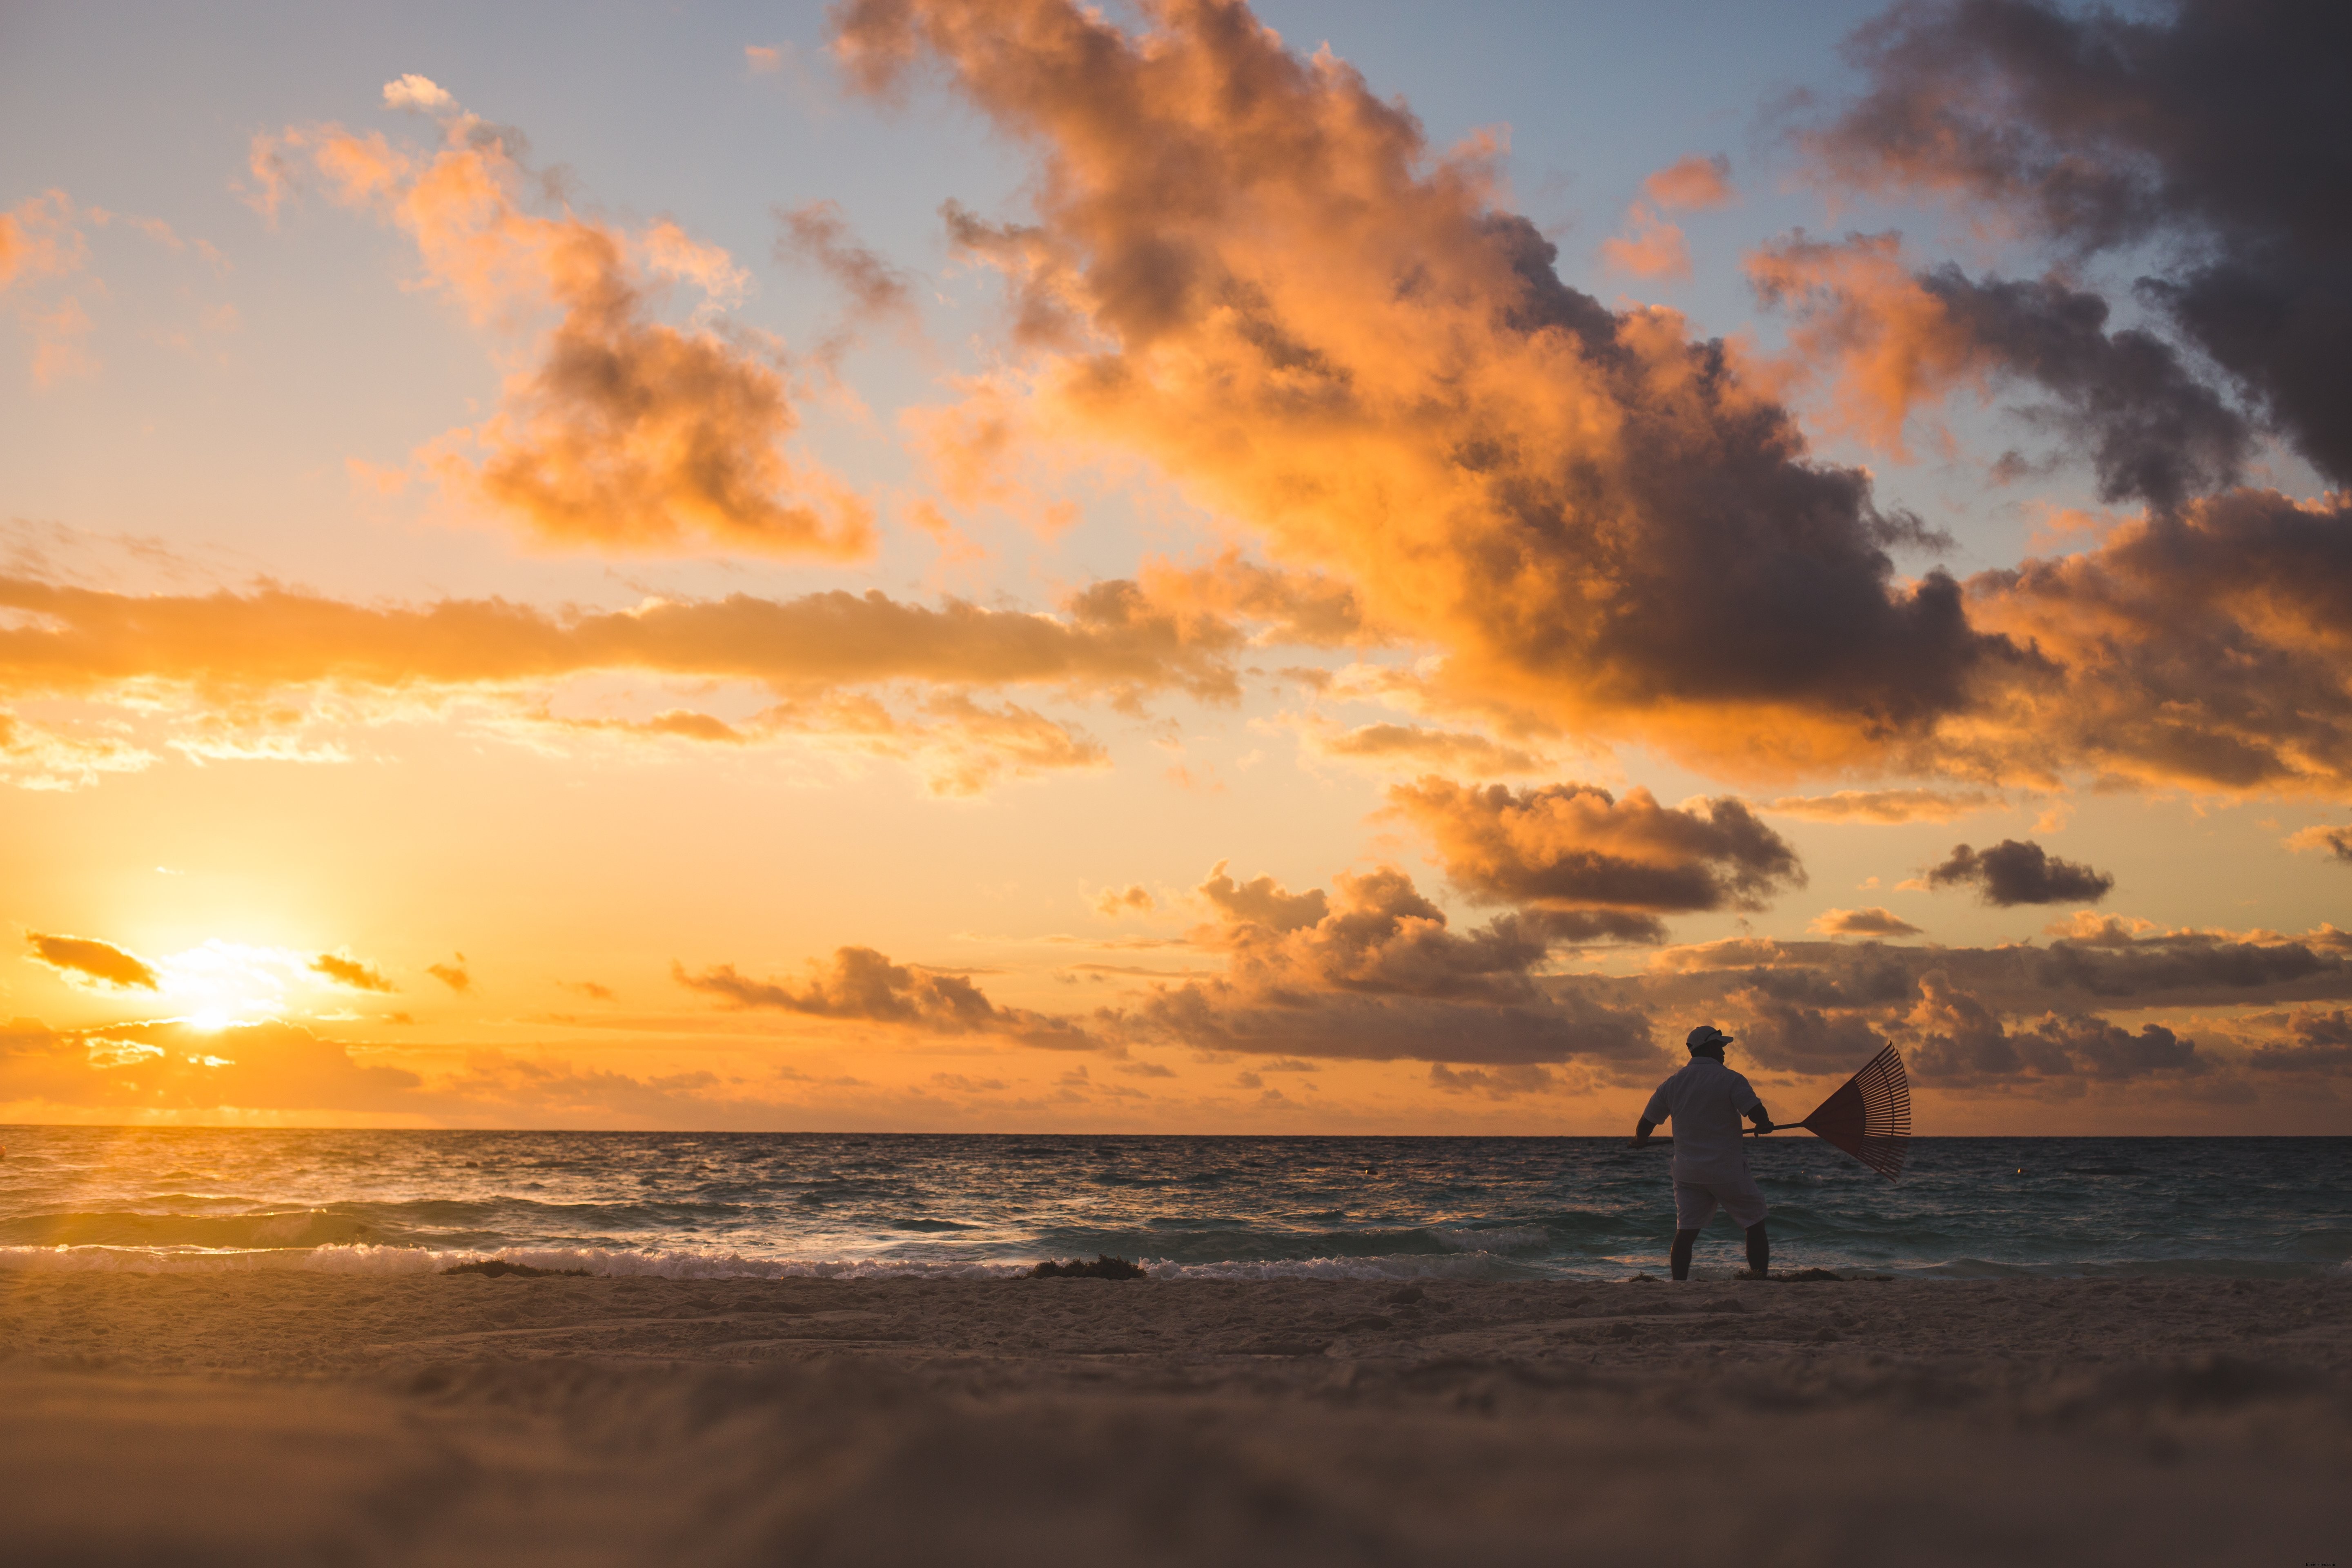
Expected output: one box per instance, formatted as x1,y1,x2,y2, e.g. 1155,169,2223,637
1633,1024,1774,1280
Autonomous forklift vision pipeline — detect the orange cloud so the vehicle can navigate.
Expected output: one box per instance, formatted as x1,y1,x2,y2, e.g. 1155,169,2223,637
0,191,88,290
1599,205,1689,280
1299,719,1545,777
0,572,1243,707
308,952,396,992
1744,230,1984,459
25,932,158,990
676,947,1100,1050
1092,884,1157,918
426,956,471,993
1764,788,2000,824
1809,906,1922,938
835,0,2012,776
1643,154,1735,211
256,98,869,558
1116,861,1661,1066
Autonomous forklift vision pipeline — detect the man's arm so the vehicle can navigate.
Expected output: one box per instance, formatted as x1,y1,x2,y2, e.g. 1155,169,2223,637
1632,1116,1658,1148
1745,1102,1775,1134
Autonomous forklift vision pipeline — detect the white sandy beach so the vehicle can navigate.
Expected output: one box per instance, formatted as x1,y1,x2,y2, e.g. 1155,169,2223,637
0,1270,2345,1566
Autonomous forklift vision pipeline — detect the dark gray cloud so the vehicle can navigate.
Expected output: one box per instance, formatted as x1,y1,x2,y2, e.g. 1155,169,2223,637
1927,839,2115,905
1388,778,1804,917
1809,0,2352,486
1922,267,2252,509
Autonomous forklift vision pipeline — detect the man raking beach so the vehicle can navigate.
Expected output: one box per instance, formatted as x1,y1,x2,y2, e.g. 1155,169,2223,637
1633,1024,1774,1281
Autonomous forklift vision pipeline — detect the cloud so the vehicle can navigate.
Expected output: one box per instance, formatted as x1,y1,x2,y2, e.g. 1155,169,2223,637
0,568,1244,711
1644,154,1736,211
774,200,919,339
1388,777,1803,915
1763,787,1999,823
833,0,2017,776
1748,231,2254,509
426,956,471,992
0,190,88,291
1093,884,1156,917
1196,860,1328,933
1803,0,2352,489
1428,1062,1559,1099
308,952,396,992
257,105,870,558
2285,824,2352,864
381,74,452,111
1300,719,1545,776
745,45,784,74
0,710,155,792
1111,861,1660,1067
1926,839,2114,906
1810,906,1922,938
1963,490,2352,795
24,932,157,989
829,0,2352,803
1599,204,1689,280
675,946,1099,1050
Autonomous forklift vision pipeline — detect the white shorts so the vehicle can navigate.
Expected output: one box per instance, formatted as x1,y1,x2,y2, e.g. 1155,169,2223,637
1675,1174,1767,1230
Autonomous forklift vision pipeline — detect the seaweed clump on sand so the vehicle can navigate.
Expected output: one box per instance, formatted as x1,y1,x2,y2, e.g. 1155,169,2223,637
442,1259,591,1278
1028,1254,1148,1280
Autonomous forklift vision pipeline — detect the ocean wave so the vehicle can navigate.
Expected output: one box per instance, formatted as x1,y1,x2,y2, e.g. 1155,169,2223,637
1428,1224,1549,1252
0,1208,379,1250
1145,1252,1524,1282
0,1243,1035,1279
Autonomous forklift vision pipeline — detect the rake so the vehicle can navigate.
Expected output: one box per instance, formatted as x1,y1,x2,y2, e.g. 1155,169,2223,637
1755,1043,1911,1181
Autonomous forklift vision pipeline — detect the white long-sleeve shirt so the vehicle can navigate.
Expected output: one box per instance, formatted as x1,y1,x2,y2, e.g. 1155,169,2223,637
1642,1057,1763,1184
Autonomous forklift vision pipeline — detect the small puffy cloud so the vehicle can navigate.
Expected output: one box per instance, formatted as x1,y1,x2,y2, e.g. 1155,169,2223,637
1809,906,1922,938
676,946,1099,1050
1093,884,1156,918
25,932,158,989
1643,154,1735,211
309,952,396,992
744,45,784,74
1389,777,1803,915
1599,204,1688,280
1927,840,2114,906
1196,860,1327,933
1764,788,2000,824
381,74,452,111
426,956,472,992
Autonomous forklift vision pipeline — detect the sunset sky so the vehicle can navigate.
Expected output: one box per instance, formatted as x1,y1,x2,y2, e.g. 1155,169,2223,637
3,0,2346,1134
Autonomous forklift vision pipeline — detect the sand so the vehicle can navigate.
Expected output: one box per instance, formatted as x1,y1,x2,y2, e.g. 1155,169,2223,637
0,1270,2345,1566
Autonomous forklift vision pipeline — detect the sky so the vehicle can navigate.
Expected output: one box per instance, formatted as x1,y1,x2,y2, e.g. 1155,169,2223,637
2,0,2347,1134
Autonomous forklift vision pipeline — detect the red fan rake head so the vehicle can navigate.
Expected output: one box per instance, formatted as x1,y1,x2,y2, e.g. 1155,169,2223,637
1792,1044,1911,1181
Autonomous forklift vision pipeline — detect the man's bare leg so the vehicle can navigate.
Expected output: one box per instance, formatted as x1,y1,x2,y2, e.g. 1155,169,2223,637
1670,1228,1699,1280
1745,1221,1769,1278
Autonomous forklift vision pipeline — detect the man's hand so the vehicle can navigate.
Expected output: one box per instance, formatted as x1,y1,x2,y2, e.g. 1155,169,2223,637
1630,1115,1657,1149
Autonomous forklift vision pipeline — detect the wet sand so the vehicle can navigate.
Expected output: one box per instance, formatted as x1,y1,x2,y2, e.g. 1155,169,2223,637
1,1271,2345,1565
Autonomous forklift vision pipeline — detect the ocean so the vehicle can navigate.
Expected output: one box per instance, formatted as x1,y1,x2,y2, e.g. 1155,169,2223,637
1,1128,2346,1281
